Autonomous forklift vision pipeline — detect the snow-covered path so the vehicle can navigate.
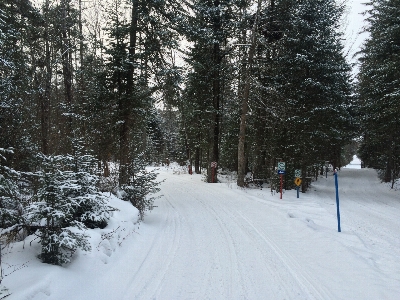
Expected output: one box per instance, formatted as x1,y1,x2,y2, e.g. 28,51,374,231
103,168,400,300
127,173,334,300
4,167,400,299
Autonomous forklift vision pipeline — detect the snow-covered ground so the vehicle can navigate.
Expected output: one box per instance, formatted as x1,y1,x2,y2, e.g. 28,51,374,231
344,155,362,169
2,160,400,300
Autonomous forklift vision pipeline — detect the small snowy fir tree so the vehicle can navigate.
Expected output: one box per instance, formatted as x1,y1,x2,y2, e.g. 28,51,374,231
120,153,162,220
0,148,24,244
26,147,111,265
26,154,90,265
65,141,111,229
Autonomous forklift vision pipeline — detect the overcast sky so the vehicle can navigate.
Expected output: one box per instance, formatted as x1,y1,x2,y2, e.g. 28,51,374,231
343,0,371,75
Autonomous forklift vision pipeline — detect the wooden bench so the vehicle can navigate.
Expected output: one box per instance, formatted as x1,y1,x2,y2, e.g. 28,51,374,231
245,178,267,189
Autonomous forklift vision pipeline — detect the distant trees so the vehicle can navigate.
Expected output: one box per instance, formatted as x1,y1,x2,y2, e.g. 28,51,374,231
0,0,37,164
0,0,360,196
357,0,400,187
179,0,238,182
102,0,180,184
177,0,354,187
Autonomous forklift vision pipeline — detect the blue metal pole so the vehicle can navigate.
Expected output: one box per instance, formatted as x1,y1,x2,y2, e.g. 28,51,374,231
297,186,299,198
334,170,341,232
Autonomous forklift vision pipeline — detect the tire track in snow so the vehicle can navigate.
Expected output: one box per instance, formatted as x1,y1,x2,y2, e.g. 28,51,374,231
191,183,310,299
191,193,248,299
164,181,247,299
124,172,337,299
204,190,327,300
158,174,329,299
148,196,184,300
123,195,182,300
215,205,288,299
236,211,333,300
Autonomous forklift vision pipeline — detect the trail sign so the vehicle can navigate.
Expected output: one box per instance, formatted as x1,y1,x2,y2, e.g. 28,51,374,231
211,161,217,168
294,177,302,186
295,169,301,178
276,161,286,200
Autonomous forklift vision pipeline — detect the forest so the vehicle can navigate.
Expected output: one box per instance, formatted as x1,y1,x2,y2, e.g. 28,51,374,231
0,0,399,265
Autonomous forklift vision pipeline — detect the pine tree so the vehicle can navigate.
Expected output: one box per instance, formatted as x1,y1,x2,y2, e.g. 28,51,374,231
103,0,180,185
0,148,23,240
357,0,400,186
267,0,354,188
182,0,239,182
120,153,162,220
237,0,263,187
26,148,111,265
179,45,215,172
0,0,36,163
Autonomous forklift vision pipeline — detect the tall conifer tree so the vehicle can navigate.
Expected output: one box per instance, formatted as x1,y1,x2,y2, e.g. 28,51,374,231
358,0,400,185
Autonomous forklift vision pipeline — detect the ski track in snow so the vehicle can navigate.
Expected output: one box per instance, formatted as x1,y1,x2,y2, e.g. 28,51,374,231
196,188,330,300
119,168,399,300
118,171,333,298
315,168,400,295
4,167,400,300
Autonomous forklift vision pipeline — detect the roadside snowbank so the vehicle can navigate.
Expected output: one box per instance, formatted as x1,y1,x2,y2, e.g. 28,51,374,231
1,195,139,300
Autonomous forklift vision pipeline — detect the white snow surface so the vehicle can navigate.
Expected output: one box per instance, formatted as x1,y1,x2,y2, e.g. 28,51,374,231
2,164,400,300
344,155,362,169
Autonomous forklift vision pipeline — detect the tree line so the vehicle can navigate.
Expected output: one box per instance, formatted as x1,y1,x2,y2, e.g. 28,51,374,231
357,0,400,188
0,0,399,264
174,0,356,189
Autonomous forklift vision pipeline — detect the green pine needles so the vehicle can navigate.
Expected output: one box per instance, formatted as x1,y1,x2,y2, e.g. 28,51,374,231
26,150,112,265
119,154,162,221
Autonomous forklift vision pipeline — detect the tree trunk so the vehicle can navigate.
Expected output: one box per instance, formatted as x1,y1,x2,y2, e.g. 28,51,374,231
61,0,74,151
207,0,222,183
77,0,86,139
237,0,262,187
119,0,138,185
41,37,51,155
195,146,200,174
39,2,52,155
301,165,307,193
384,158,392,183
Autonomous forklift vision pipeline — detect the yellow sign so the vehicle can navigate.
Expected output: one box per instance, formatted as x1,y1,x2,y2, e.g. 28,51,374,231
294,177,302,186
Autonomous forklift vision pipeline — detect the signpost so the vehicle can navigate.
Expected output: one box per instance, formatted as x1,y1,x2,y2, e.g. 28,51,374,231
334,169,341,232
294,169,301,198
277,162,285,199
211,161,217,183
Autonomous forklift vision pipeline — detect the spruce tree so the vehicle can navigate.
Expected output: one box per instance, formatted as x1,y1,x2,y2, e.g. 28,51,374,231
357,0,400,186
182,0,239,182
26,148,111,265
271,0,354,185
0,0,36,163
0,148,22,238
103,0,180,185
119,153,162,221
